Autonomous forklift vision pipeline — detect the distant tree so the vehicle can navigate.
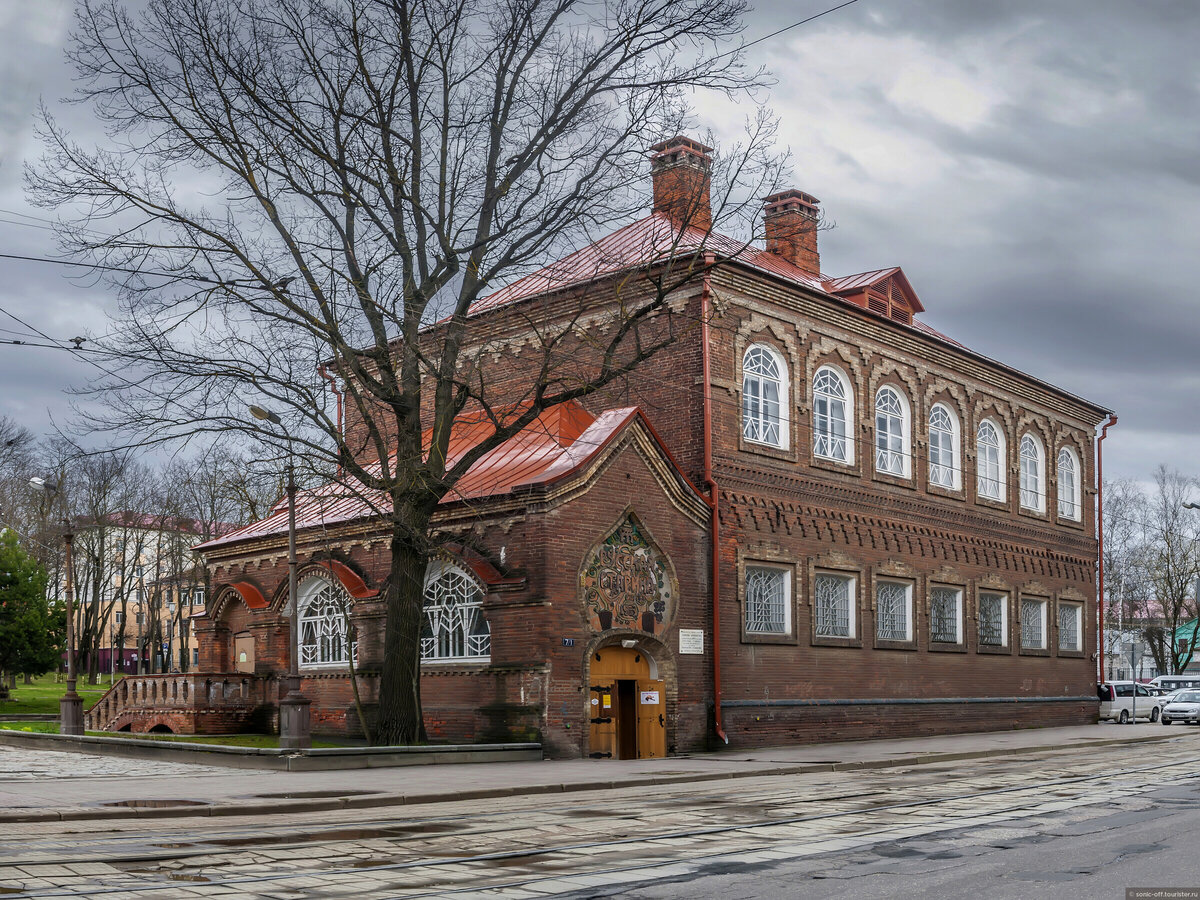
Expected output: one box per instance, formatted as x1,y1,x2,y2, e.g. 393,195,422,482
0,529,62,683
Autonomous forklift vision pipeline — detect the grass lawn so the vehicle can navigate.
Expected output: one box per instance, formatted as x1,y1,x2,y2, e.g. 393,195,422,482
0,673,115,715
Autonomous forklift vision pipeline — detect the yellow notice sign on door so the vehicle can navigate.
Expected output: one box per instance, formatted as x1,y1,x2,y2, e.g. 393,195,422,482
602,694,611,708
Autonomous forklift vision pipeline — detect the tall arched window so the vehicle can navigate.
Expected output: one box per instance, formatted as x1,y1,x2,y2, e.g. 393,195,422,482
298,577,355,668
742,344,788,448
813,365,852,463
928,403,960,489
1019,433,1045,511
976,419,1005,501
1057,447,1081,520
422,563,490,662
874,385,910,477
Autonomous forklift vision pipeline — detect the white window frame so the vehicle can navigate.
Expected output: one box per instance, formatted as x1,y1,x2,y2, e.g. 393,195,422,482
1057,601,1083,652
421,562,491,663
874,385,911,478
976,419,1006,501
1019,433,1046,512
814,571,856,638
929,585,963,644
1057,447,1081,521
744,565,791,635
928,403,961,489
813,365,854,464
741,344,789,449
978,591,1009,647
875,579,914,642
1020,597,1048,650
298,576,357,669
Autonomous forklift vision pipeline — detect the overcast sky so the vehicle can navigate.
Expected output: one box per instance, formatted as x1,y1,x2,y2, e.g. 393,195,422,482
0,0,1196,483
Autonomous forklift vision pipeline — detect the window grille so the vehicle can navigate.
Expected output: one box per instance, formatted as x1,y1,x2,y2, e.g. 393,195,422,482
977,420,1004,500
815,574,852,637
421,566,490,661
928,405,958,488
876,581,909,641
813,367,850,462
742,345,785,447
745,567,788,634
1020,598,1045,649
1019,434,1044,510
1058,603,1081,651
1057,448,1079,520
875,387,908,476
930,587,960,643
299,579,357,667
979,593,1005,645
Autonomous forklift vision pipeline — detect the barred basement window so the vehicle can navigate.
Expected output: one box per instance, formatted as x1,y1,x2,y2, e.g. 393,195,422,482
930,587,961,643
422,564,490,662
742,344,788,448
1020,598,1047,649
979,592,1007,646
745,566,790,634
1058,603,1082,651
815,573,854,637
298,578,357,668
875,581,911,641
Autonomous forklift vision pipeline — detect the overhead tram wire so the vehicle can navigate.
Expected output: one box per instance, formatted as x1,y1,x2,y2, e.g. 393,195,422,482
709,0,862,62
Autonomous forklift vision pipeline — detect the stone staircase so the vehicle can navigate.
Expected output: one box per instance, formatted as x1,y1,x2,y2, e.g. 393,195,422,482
85,673,271,735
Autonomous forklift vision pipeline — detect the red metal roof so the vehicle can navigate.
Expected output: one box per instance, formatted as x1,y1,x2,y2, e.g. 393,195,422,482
469,212,938,333
196,401,664,552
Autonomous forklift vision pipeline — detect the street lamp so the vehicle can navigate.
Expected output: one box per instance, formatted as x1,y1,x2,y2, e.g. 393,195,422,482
249,404,311,750
29,477,83,736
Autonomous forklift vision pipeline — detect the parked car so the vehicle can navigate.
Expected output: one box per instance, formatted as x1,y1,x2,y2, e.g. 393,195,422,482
1150,675,1200,693
1161,691,1200,725
1097,682,1162,723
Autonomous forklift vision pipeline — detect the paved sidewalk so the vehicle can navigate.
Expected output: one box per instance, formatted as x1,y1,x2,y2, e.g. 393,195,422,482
0,722,1185,823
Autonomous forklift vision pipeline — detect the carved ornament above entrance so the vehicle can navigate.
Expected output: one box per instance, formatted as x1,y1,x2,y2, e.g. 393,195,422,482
580,512,676,635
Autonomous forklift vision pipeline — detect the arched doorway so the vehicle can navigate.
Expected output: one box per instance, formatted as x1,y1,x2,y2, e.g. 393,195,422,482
587,645,666,760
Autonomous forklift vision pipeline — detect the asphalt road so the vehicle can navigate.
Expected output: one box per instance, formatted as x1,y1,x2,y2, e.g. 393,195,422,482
3,736,1199,898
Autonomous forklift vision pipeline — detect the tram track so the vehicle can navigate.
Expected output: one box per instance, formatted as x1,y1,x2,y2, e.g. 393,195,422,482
4,751,1198,898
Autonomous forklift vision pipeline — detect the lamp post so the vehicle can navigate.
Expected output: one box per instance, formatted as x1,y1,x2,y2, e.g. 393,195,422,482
249,404,311,750
29,477,83,736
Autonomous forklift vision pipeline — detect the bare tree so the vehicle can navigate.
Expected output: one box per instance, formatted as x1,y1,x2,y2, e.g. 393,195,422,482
31,0,781,742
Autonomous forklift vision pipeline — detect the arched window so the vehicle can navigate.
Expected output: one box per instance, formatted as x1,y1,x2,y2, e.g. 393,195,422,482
742,344,788,448
813,365,852,462
1057,447,1081,520
298,577,355,668
874,385,910,477
928,403,960,488
1019,433,1045,511
422,563,490,662
976,419,1005,501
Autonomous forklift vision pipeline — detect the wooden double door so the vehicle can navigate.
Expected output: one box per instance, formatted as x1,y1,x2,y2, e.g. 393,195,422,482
588,646,665,760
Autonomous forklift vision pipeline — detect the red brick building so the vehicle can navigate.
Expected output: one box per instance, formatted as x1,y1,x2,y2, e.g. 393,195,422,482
87,137,1110,757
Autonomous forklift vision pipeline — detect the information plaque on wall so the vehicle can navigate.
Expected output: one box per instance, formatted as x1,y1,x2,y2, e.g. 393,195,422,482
679,628,704,654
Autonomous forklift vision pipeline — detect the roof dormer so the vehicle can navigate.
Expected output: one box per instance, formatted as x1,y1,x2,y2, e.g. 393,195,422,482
823,266,924,325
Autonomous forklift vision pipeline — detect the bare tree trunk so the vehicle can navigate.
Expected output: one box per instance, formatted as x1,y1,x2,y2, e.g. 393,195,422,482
376,522,430,746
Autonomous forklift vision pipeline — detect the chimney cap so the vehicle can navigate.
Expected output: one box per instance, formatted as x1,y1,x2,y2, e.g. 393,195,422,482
649,135,714,160
764,188,820,212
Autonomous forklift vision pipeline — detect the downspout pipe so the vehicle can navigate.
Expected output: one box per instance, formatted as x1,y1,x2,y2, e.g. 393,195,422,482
700,257,729,745
1097,414,1117,682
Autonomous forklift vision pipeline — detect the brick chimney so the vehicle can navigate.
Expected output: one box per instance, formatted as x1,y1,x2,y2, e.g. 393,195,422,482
650,136,713,231
763,189,821,276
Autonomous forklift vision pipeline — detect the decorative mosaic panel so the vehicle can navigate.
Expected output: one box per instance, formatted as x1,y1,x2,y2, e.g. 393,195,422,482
581,513,676,634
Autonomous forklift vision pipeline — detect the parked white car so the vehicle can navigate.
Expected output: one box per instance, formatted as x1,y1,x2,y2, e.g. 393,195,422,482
1161,690,1200,725
1097,682,1162,723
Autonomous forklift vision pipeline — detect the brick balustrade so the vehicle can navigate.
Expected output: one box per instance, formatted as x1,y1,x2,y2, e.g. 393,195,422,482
85,673,270,735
